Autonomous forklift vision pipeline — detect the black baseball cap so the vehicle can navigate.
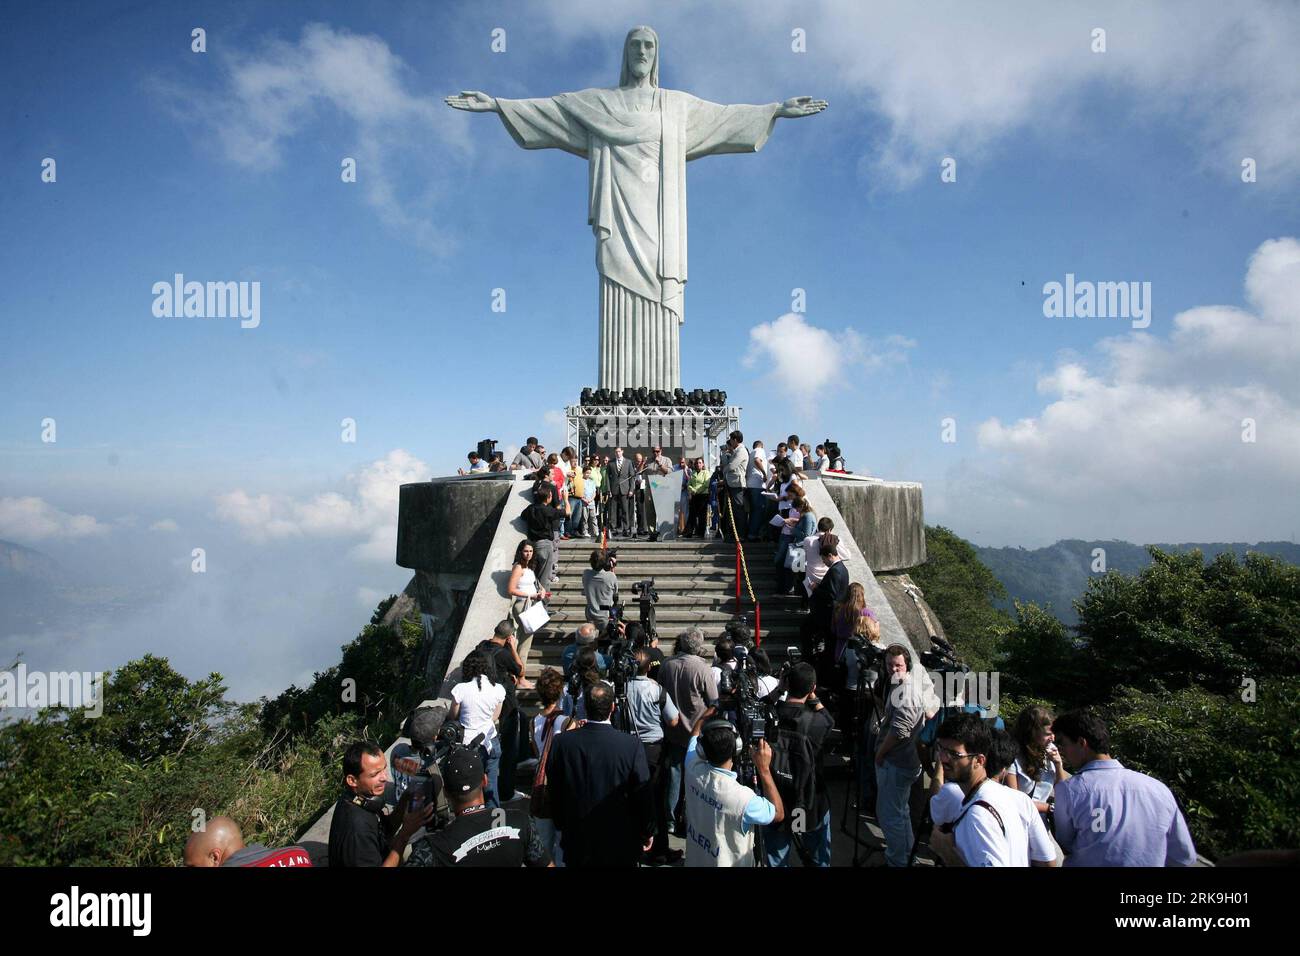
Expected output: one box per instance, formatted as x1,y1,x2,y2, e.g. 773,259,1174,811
441,747,485,795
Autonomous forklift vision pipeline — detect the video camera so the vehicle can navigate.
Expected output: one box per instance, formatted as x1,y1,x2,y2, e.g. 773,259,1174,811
716,645,770,746
630,577,659,637
476,438,499,464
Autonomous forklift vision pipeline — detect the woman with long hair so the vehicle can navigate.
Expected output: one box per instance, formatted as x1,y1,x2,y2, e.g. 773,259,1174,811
775,495,816,593
830,582,881,691
507,540,548,689
1011,705,1071,815
449,649,505,807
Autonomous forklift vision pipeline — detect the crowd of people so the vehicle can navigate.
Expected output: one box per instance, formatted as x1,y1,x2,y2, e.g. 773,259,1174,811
470,433,848,546
184,429,1197,869
247,600,1197,869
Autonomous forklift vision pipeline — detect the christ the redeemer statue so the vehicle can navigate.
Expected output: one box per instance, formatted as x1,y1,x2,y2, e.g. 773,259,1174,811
446,25,826,393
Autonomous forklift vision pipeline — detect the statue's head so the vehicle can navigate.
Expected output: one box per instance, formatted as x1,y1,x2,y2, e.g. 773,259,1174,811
619,25,659,87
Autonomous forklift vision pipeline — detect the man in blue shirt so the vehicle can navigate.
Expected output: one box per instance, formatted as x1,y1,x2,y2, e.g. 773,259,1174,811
683,715,784,866
1051,710,1197,866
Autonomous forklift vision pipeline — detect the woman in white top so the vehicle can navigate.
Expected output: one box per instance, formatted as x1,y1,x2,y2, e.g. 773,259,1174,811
1010,705,1071,815
449,649,506,807
530,667,568,865
507,540,549,686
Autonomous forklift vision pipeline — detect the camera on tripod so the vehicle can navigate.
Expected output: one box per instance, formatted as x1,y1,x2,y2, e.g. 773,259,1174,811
630,578,659,637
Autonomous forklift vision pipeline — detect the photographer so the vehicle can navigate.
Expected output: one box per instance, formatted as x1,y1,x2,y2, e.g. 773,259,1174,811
389,705,451,827
626,621,663,681
582,548,620,631
683,715,784,867
659,628,720,834
328,742,433,867
764,662,835,866
873,644,924,867
627,648,683,865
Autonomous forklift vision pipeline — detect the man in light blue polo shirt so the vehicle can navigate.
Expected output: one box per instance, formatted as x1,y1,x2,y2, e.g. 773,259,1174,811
1050,710,1197,867
683,716,784,866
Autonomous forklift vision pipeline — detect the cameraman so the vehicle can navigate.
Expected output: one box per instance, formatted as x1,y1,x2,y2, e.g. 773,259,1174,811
389,705,450,826
561,623,609,681
627,648,683,865
683,715,784,867
764,662,835,867
582,548,619,631
328,742,433,867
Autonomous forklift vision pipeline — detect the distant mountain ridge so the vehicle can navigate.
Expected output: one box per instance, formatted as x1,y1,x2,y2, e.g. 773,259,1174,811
975,539,1300,626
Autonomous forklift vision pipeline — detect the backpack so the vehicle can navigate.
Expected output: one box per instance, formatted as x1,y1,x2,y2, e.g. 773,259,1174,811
767,708,820,821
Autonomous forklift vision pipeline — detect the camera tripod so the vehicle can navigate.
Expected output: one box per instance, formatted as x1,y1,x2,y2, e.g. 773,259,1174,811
837,670,885,866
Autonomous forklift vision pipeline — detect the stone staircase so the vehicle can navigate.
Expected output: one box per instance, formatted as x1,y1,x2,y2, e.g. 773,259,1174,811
520,535,807,689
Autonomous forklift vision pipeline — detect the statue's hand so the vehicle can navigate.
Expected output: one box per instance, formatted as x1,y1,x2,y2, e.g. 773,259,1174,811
445,90,497,113
778,96,828,118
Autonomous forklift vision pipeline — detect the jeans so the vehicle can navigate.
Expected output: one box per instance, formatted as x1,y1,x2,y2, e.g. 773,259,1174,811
765,808,831,867
661,741,687,827
533,816,564,866
569,499,586,535
687,493,708,536
498,709,521,802
481,737,502,809
747,487,768,540
875,761,920,866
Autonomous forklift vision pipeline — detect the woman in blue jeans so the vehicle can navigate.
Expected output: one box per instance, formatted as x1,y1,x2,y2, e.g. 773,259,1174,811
449,649,506,808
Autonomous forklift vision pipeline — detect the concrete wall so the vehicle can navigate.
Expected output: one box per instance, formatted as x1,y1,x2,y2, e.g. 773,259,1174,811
821,475,925,572
396,475,513,573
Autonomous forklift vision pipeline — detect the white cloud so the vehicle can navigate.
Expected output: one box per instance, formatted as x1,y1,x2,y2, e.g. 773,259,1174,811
532,0,1300,189
149,519,179,533
744,313,914,409
967,238,1300,541
156,22,470,254
214,449,431,561
0,497,110,542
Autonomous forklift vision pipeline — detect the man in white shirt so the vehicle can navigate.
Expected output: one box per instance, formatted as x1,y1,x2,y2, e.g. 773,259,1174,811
458,451,489,475
786,434,805,469
683,715,784,867
932,715,1057,867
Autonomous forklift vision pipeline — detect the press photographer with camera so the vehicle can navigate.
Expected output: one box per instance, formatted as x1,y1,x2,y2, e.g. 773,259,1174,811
683,713,784,867
582,548,620,631
873,643,925,867
328,742,434,867
389,705,452,828
659,628,720,834
764,662,835,867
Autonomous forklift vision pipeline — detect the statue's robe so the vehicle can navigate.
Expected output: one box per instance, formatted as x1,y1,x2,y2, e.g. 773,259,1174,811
496,88,779,391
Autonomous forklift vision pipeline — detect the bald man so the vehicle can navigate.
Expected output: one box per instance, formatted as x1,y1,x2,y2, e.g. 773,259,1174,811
183,816,313,867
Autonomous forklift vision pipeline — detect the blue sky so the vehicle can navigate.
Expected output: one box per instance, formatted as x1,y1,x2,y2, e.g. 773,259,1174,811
3,0,1299,699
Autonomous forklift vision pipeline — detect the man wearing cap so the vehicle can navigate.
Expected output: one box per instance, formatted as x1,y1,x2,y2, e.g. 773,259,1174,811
389,705,451,825
417,747,553,867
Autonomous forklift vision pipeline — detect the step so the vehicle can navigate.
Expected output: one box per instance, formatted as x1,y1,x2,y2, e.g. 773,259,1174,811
541,592,804,608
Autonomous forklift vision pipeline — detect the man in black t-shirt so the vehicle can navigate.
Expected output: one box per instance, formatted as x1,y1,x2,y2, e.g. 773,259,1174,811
763,662,836,867
522,485,565,586
417,747,552,867
329,741,432,866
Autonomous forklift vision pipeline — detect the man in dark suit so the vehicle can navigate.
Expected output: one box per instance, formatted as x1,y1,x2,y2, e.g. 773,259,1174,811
546,682,655,867
804,535,850,660
605,447,636,538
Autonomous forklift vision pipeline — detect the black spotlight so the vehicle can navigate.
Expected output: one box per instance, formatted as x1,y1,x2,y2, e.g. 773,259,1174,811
580,387,594,406
673,388,687,406
636,386,649,405
622,387,637,405
718,389,727,404
688,388,705,405
707,389,722,405
595,388,612,404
